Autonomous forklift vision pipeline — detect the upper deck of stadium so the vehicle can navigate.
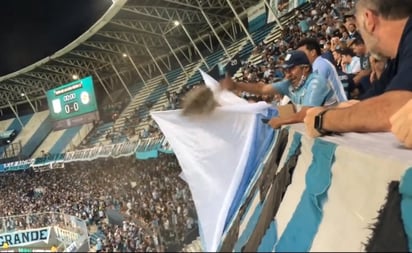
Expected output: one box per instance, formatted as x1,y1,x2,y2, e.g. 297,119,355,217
0,0,262,109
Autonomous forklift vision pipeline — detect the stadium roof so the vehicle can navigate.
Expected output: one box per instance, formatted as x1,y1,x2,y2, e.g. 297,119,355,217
0,0,260,109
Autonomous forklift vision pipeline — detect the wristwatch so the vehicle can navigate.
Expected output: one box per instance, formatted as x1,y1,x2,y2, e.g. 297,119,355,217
314,109,333,135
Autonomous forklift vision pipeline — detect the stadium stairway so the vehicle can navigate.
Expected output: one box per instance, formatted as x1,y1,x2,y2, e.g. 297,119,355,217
121,76,164,118
129,81,145,97
92,75,165,146
147,63,195,113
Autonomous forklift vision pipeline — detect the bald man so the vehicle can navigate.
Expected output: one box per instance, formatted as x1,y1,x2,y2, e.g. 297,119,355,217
304,0,412,141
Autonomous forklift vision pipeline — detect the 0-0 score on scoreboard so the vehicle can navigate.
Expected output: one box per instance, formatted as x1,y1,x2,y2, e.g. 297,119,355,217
46,76,99,130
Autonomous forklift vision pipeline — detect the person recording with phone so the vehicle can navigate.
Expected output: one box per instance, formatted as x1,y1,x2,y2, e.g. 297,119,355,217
220,50,338,129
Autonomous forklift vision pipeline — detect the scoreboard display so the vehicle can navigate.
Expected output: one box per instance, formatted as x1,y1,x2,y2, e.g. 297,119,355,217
46,76,99,130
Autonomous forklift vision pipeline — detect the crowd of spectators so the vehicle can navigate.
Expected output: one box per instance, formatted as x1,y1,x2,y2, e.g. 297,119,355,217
3,1,412,253
0,154,198,252
233,0,380,103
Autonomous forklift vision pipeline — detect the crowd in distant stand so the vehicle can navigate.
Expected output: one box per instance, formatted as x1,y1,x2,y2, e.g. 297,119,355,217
0,154,198,252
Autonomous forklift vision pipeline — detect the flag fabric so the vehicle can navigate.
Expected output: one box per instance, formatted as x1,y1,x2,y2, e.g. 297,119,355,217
151,70,275,252
153,69,412,252
219,124,412,252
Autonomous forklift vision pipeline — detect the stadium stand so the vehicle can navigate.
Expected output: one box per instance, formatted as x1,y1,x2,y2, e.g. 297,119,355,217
48,125,83,154
6,114,33,132
1,0,411,252
14,111,50,147
87,122,114,146
32,128,67,157
20,115,54,158
0,118,15,132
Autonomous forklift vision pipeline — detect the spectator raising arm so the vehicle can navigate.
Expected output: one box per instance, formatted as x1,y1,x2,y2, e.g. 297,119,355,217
304,91,412,137
220,75,277,96
221,51,338,129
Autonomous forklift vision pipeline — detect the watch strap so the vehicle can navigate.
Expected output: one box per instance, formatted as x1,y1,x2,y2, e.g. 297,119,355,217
315,109,333,135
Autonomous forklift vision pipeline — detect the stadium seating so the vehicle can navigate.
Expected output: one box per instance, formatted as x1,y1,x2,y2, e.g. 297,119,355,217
48,125,83,154
0,118,15,132
5,111,51,158
88,122,114,146
103,18,295,145
32,128,66,157
8,114,33,132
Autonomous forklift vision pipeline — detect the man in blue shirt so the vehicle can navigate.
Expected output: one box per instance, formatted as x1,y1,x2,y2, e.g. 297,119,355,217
220,50,337,129
304,0,412,143
297,38,348,102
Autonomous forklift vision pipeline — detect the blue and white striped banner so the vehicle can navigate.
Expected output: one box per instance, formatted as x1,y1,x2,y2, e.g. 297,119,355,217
220,125,412,252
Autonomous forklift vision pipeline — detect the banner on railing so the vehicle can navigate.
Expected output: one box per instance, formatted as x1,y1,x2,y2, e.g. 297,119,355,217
0,136,170,172
31,141,141,168
0,227,51,248
0,159,35,172
135,137,172,160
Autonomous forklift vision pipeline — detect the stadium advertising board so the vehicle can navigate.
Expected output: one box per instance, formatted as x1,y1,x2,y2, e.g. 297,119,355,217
0,227,51,248
46,76,99,130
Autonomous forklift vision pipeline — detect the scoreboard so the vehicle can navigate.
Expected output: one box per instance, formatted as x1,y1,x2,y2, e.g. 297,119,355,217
46,76,99,130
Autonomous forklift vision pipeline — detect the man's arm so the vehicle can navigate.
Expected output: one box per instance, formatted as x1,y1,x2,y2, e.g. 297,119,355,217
304,90,412,137
220,76,279,96
353,69,371,85
269,107,309,129
234,81,277,95
390,99,412,148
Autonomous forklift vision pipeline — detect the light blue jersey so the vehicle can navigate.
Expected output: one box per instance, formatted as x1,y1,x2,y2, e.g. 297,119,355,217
272,73,337,107
313,56,348,102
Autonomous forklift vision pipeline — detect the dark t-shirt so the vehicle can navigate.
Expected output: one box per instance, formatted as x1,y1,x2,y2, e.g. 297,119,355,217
360,53,371,70
385,16,412,92
360,60,394,100
362,16,412,98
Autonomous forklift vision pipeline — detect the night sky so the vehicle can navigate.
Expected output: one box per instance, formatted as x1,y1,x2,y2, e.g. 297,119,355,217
0,0,112,76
